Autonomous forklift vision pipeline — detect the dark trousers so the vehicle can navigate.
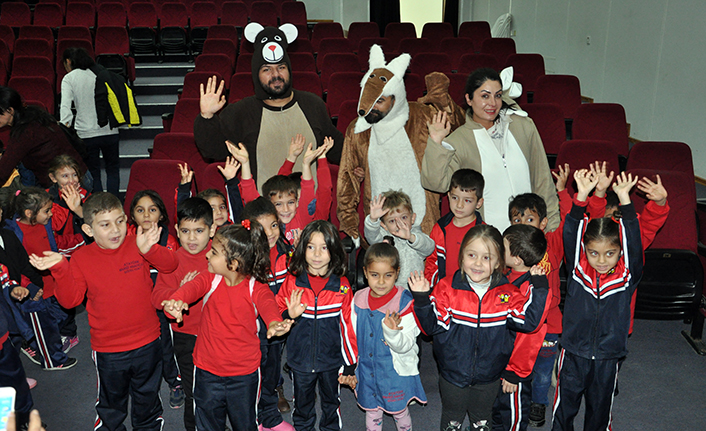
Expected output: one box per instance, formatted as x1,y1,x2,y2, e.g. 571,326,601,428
551,349,621,431
93,338,164,431
158,311,181,389
291,368,341,431
492,380,532,431
172,331,196,431
83,134,120,197
45,296,76,337
193,367,259,431
0,337,32,427
438,376,501,431
259,342,285,428
24,300,68,368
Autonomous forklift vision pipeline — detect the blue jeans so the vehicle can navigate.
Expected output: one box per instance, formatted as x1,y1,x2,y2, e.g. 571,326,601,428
532,333,559,405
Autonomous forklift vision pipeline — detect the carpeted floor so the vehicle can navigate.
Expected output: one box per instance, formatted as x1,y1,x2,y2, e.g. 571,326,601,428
20,307,706,430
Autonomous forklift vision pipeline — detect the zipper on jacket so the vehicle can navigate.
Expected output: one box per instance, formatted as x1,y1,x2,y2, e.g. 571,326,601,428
311,295,318,372
470,289,482,382
591,274,601,359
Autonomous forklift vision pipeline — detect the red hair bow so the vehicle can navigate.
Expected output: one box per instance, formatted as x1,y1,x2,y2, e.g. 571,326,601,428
241,219,251,230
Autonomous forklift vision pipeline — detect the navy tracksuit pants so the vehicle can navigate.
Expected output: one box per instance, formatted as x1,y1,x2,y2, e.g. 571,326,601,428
551,349,621,431
291,368,341,431
259,342,285,428
193,367,259,431
492,380,532,431
0,337,33,428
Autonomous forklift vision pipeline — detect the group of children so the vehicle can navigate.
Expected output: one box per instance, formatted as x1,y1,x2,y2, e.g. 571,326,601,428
0,129,670,431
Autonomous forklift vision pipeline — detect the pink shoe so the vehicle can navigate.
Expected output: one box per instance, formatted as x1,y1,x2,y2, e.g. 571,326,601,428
263,421,295,431
26,378,37,389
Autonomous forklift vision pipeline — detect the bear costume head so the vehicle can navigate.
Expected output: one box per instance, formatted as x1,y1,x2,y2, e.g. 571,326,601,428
244,22,298,100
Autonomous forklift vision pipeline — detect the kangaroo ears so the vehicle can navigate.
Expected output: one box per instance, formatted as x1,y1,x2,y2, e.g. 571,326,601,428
244,22,265,43
386,52,411,78
368,44,386,70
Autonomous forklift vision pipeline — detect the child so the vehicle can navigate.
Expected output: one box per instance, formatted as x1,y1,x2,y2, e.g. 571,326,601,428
152,197,216,431
231,135,334,242
4,187,77,370
506,163,572,427
552,170,642,431
29,192,179,431
161,222,293,431
493,224,549,431
128,189,184,409
241,197,295,429
276,220,357,431
366,190,434,288
176,156,244,227
341,242,427,431
408,225,549,431
425,168,485,287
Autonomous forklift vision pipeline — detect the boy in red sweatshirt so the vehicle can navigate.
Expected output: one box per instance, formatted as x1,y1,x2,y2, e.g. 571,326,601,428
152,197,216,431
29,192,179,431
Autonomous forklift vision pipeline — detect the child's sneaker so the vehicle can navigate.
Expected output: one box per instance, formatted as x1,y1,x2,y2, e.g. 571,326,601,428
20,343,41,366
26,378,37,389
44,357,78,371
528,402,546,427
169,386,185,409
61,335,80,353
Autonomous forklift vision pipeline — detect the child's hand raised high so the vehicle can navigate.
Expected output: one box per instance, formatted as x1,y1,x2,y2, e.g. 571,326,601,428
408,271,431,293
217,156,241,181
612,172,639,205
136,223,162,255
60,183,83,217
318,136,334,159
161,299,189,322
285,288,308,319
287,134,306,163
178,163,193,185
302,142,326,166
590,161,615,198
369,194,389,222
29,251,64,271
383,310,403,331
225,141,252,180
267,319,294,338
637,174,667,207
573,169,599,202
552,163,570,192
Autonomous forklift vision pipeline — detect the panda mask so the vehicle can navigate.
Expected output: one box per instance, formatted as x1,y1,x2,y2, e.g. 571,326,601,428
244,22,298,100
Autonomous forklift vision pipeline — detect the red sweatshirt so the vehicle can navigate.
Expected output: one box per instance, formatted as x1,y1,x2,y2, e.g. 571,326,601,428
152,245,211,336
169,272,283,376
50,235,178,353
278,158,333,221
18,223,58,299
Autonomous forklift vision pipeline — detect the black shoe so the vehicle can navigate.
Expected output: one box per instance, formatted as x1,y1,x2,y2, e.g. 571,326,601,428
44,357,78,371
528,402,546,427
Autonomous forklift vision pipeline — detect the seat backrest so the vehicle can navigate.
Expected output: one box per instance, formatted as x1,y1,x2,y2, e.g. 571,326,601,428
404,72,424,101
555,140,619,197
480,37,516,65
319,52,360,92
0,25,15,53
95,26,130,55
8,76,54,114
58,25,93,44
182,71,223,99
348,22,380,52
316,37,353,71
626,141,694,174
249,1,277,27
422,22,454,40
288,52,316,74
357,37,394,69
505,53,545,92
124,159,183,237
445,72,468,108
288,38,313,55
194,53,233,87
397,37,433,59
12,56,55,86
410,52,452,76
65,2,96,27
0,40,10,73
234,52,252,73
457,53,497,75
310,22,344,51
441,37,475,71
533,74,582,120
228,72,254,103
19,25,55,49
336,99,358,135
14,38,54,62
197,162,228,195
152,132,211,192
220,1,249,27
572,103,629,157
202,38,237,67
0,2,32,28
170,98,202,134
207,25,239,45
458,21,491,42
384,22,416,50
33,3,64,27
522,103,566,155
160,2,189,27
190,2,219,28
326,71,363,118
280,1,306,26
97,2,127,27
292,71,321,98
38,0,65,15
239,36,254,54
128,2,158,28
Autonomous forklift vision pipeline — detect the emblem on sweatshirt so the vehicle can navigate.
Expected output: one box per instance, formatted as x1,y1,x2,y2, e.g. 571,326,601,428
339,284,350,294
498,293,510,303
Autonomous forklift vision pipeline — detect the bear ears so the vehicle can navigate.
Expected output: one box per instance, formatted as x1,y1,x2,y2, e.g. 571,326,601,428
244,22,298,45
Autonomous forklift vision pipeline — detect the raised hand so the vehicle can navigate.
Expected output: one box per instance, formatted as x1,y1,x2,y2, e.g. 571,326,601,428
161,299,189,322
199,76,226,119
573,169,599,201
217,156,241,181
29,251,64,271
637,174,667,206
383,310,403,331
136,224,162,255
552,163,570,192
612,172,639,205
226,141,252,180
408,271,430,293
287,134,306,163
285,288,307,319
302,142,325,166
178,163,194,185
393,217,413,241
427,110,451,145
369,194,389,222
318,136,334,159
60,184,83,217
267,319,294,338
590,161,615,197
180,270,199,287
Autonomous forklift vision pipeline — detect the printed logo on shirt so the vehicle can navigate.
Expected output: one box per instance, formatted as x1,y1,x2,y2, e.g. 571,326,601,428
339,284,349,295
497,292,510,303
538,251,552,274
119,260,143,274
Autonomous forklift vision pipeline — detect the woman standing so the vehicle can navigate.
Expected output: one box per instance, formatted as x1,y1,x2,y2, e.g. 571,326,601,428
60,47,120,197
421,68,559,232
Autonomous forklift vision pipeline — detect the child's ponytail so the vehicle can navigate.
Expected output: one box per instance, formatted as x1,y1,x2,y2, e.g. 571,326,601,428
12,187,52,224
215,221,271,283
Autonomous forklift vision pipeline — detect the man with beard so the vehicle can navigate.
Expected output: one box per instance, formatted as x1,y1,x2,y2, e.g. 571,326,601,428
194,23,343,189
336,45,465,243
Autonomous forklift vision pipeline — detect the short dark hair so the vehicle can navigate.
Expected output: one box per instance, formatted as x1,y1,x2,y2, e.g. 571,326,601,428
364,241,400,272
289,220,346,278
241,197,289,251
83,192,123,226
129,189,169,226
449,169,484,198
197,188,226,203
214,222,271,283
262,175,298,199
503,224,548,267
605,190,620,209
508,193,548,222
12,187,52,224
177,197,213,227
62,47,95,70
584,217,621,249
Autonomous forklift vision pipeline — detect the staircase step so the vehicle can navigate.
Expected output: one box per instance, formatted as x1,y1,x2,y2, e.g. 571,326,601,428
135,61,194,78
136,94,179,116
119,115,164,140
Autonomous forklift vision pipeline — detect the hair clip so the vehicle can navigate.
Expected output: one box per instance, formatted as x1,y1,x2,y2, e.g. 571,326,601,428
241,219,251,230
15,189,21,196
